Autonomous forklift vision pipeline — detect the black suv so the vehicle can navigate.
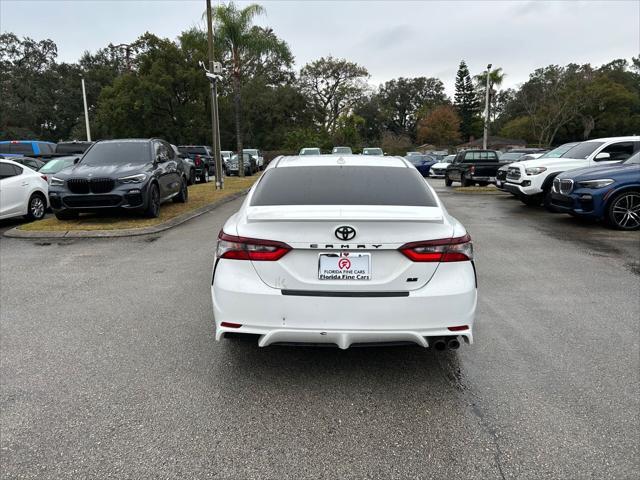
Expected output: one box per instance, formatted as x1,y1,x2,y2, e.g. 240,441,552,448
49,139,188,219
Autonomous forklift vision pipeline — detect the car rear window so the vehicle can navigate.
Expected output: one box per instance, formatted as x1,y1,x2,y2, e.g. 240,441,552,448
250,166,437,206
464,151,498,161
178,146,208,155
56,143,91,154
81,141,150,166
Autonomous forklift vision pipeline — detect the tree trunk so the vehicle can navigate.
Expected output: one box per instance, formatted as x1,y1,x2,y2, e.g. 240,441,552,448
232,70,244,177
582,115,595,140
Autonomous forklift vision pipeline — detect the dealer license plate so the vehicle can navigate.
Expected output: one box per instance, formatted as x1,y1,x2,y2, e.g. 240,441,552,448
318,252,371,280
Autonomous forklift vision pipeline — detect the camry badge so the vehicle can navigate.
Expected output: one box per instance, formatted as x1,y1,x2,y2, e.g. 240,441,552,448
335,225,356,241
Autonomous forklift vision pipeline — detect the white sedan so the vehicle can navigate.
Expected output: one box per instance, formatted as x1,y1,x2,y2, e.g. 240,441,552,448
429,154,455,177
211,154,477,350
0,159,49,221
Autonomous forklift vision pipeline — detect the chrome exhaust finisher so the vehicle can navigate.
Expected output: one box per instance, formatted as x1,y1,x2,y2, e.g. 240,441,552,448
431,337,447,351
447,337,461,350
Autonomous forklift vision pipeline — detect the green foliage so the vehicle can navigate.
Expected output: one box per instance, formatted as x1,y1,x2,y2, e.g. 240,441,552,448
1,19,638,153
496,61,640,146
453,60,479,142
380,131,412,156
416,105,461,146
283,127,330,153
332,114,365,149
499,116,537,144
299,56,369,132
375,77,448,141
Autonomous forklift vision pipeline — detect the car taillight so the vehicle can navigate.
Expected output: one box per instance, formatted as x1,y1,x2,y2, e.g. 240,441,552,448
469,165,475,175
217,231,291,261
195,154,202,166
399,234,473,262
41,175,48,181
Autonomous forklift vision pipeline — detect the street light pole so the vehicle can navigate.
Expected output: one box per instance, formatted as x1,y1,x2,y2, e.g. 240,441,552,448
206,0,223,189
482,63,492,150
80,75,91,142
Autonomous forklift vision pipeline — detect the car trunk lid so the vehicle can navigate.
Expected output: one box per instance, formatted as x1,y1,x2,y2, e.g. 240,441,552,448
235,205,453,292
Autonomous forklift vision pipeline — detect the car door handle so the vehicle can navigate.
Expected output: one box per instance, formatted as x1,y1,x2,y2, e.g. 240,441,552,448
21,182,29,186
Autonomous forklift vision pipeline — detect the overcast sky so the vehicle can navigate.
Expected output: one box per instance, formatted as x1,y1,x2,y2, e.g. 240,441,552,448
2,0,639,95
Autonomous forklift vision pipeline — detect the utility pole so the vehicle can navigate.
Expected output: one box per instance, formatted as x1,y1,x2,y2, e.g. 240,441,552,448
482,63,492,150
206,0,224,189
80,74,91,141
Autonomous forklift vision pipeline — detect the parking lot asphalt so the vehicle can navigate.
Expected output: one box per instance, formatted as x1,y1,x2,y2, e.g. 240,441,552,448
1,179,638,479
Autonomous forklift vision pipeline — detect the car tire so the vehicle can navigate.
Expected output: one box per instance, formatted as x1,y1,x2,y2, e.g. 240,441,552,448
200,168,210,184
54,209,79,220
461,174,471,187
188,169,196,186
520,193,543,207
25,193,47,221
478,182,489,187
606,190,640,230
173,177,188,203
444,175,453,187
144,183,161,218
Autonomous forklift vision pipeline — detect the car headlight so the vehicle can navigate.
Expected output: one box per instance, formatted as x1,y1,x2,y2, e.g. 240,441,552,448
577,179,614,189
50,176,65,187
525,167,547,175
118,173,147,184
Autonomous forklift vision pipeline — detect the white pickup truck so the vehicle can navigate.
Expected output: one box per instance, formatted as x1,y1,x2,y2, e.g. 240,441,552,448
503,136,640,207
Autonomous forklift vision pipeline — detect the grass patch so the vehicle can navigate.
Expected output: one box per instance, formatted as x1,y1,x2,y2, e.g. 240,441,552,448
453,185,505,194
18,175,258,232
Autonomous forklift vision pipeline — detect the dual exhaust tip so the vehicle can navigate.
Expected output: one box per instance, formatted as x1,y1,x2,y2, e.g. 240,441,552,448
431,336,460,351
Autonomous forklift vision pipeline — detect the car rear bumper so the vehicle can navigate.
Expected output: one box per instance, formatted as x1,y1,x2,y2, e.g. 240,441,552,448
470,176,495,183
211,260,477,349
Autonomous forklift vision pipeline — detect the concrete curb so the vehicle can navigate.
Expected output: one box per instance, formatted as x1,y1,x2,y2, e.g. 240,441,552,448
3,190,248,239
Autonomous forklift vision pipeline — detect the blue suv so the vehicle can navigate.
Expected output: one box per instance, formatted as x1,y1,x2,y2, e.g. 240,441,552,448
550,151,640,230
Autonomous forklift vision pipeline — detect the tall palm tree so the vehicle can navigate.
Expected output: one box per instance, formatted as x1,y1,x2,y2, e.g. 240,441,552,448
208,2,269,177
475,67,505,123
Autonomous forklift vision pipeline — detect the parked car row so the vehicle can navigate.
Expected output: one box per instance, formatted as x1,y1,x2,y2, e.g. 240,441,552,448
0,138,201,223
0,138,268,223
429,136,640,231
549,150,640,230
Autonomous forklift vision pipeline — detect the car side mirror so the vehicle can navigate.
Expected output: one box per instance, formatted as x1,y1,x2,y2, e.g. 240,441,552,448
73,157,80,164
595,152,610,161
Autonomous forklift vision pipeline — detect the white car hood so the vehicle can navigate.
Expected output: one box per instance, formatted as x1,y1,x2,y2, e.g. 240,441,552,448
431,162,449,169
517,157,585,170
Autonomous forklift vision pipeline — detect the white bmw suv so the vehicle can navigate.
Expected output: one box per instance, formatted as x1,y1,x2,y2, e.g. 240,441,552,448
504,136,640,207
211,154,477,350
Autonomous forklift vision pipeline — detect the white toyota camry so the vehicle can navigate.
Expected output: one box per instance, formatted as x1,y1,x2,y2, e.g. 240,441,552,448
211,155,477,350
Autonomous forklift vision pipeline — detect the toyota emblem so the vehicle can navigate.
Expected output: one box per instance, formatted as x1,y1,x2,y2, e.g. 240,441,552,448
335,225,356,241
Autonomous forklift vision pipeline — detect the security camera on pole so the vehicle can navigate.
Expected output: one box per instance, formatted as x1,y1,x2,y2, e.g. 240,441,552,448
482,63,492,150
204,0,224,190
